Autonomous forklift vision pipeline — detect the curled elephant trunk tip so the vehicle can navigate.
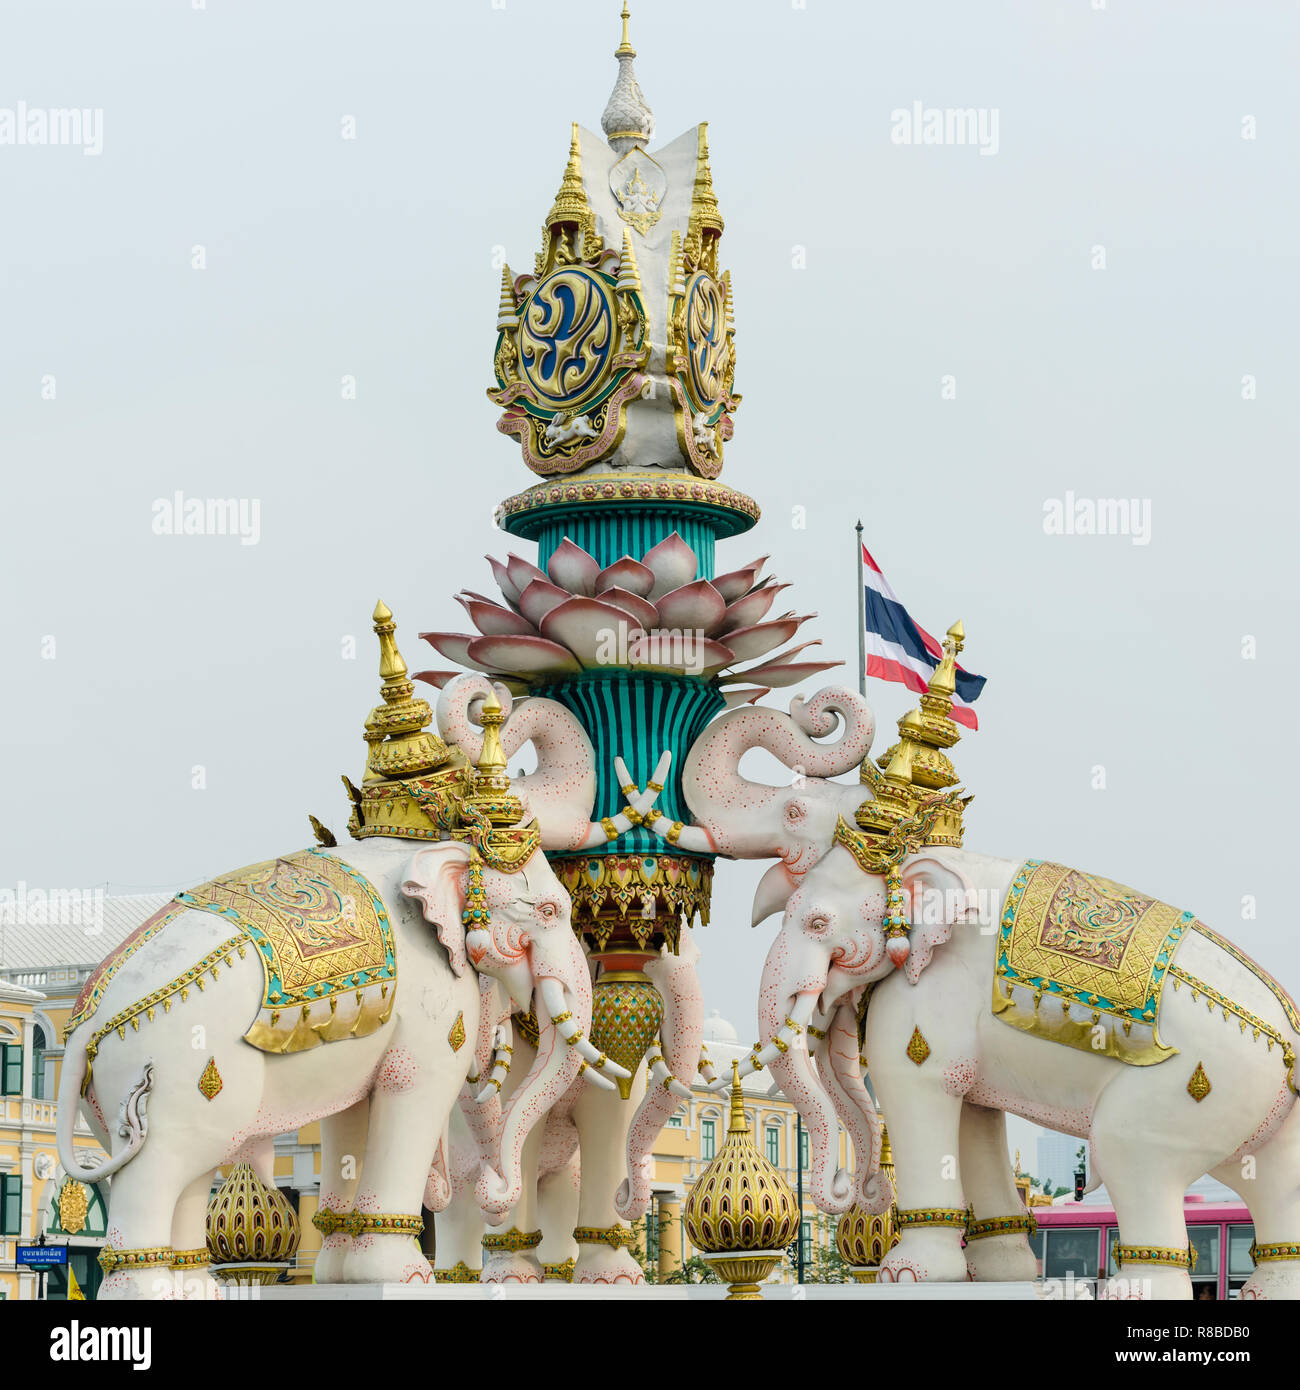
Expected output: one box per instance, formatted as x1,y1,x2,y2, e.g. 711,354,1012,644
887,937,910,967
475,1164,517,1221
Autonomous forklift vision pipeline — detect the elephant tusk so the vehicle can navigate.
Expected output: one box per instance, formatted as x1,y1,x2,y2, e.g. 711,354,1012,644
697,1046,718,1085
577,1060,619,1093
569,1030,630,1078
648,1052,694,1101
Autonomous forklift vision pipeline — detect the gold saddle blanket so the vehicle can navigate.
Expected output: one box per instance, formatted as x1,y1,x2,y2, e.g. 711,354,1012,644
177,848,397,1053
992,859,1193,1065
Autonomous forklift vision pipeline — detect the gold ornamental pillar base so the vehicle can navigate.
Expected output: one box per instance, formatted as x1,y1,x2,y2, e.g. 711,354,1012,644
703,1250,785,1300
848,1266,879,1284
211,1261,291,1288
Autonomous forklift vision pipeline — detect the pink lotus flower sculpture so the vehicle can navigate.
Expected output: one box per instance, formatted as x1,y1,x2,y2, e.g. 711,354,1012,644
418,532,840,709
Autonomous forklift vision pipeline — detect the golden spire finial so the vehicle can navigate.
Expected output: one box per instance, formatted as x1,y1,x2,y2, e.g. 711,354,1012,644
927,620,963,702
728,1060,748,1133
373,599,408,691
362,600,447,785
616,2,634,57
475,690,508,780
540,124,600,273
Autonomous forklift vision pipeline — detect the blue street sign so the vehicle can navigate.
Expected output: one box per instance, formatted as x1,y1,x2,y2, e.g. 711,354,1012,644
16,1243,67,1267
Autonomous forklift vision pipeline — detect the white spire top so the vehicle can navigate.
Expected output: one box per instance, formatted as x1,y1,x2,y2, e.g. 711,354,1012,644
601,3,654,155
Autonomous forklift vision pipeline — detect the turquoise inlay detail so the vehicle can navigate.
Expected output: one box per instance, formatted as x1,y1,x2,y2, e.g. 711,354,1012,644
534,670,723,858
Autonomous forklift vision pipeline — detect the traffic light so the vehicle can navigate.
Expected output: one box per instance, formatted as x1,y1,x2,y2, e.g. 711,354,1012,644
1074,1168,1086,1202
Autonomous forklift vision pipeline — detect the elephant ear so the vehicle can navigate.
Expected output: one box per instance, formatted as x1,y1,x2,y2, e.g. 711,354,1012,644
899,855,976,986
401,843,474,976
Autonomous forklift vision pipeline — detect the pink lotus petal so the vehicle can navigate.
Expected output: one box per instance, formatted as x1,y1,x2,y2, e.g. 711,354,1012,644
419,632,477,667
628,631,734,677
719,686,771,709
546,538,601,597
506,553,549,599
456,595,538,638
539,596,647,668
719,582,788,632
517,578,573,629
412,670,462,690
713,555,770,602
642,532,698,599
596,586,659,630
596,556,656,598
720,615,811,664
724,659,842,688
465,634,582,678
486,557,522,606
653,580,727,636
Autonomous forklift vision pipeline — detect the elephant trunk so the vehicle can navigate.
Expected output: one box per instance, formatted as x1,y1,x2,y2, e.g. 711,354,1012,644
615,937,705,1221
682,687,875,858
436,675,598,854
757,939,853,1214
475,934,592,1220
816,996,892,1215
457,976,506,1168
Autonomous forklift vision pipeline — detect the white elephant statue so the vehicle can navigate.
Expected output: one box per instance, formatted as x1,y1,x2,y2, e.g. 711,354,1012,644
55,835,597,1299
741,826,1300,1299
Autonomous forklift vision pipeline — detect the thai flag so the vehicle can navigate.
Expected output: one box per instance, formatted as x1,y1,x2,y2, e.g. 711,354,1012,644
862,544,986,730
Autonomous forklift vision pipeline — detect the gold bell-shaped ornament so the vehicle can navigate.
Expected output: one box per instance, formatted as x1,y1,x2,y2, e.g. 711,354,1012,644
683,1062,800,1300
834,1124,900,1282
206,1162,301,1288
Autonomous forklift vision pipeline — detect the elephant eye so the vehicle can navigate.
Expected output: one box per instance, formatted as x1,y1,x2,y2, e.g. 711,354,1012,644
786,803,805,821
807,914,830,933
538,901,558,919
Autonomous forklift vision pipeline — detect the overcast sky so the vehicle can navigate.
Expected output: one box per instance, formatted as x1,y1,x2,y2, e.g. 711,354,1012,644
3,0,1297,1167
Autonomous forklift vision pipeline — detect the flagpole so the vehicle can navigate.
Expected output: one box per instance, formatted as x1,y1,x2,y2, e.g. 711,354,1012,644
855,520,866,697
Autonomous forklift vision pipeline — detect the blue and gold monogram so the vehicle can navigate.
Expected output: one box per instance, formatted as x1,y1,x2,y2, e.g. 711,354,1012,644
518,268,616,411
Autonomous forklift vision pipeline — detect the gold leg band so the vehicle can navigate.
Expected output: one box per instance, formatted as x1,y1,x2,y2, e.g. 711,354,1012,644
170,1247,211,1269
966,1212,1038,1241
572,1224,635,1249
895,1207,970,1231
1250,1240,1300,1263
1115,1242,1196,1271
482,1227,542,1253
434,1261,482,1282
99,1245,173,1276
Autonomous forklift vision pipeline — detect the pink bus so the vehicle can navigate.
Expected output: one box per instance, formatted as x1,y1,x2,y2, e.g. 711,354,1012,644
1030,1194,1256,1299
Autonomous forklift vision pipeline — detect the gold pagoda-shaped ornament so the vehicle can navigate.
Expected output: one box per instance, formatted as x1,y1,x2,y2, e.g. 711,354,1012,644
834,1124,900,1282
683,1063,800,1300
206,1162,301,1287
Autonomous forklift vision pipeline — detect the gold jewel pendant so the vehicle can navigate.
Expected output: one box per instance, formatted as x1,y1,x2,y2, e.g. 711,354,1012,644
197,1056,223,1101
1186,1060,1211,1102
905,1026,931,1066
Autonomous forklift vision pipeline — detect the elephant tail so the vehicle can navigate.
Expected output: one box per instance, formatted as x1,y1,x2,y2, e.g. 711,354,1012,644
56,1032,155,1183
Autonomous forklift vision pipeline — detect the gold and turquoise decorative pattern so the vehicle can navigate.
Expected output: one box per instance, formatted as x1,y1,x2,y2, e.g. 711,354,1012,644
178,848,396,1055
992,860,1191,1065
488,130,652,479
64,899,190,1039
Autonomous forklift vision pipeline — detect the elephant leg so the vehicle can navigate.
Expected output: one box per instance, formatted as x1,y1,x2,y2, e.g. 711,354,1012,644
959,1104,1037,1281
342,1050,461,1286
431,1184,485,1282
482,1121,546,1283
871,1075,968,1284
571,1065,648,1284
537,1148,581,1279
168,1169,220,1300
100,1138,228,1301
1215,1088,1300,1300
314,1097,369,1285
1092,1076,1214,1300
